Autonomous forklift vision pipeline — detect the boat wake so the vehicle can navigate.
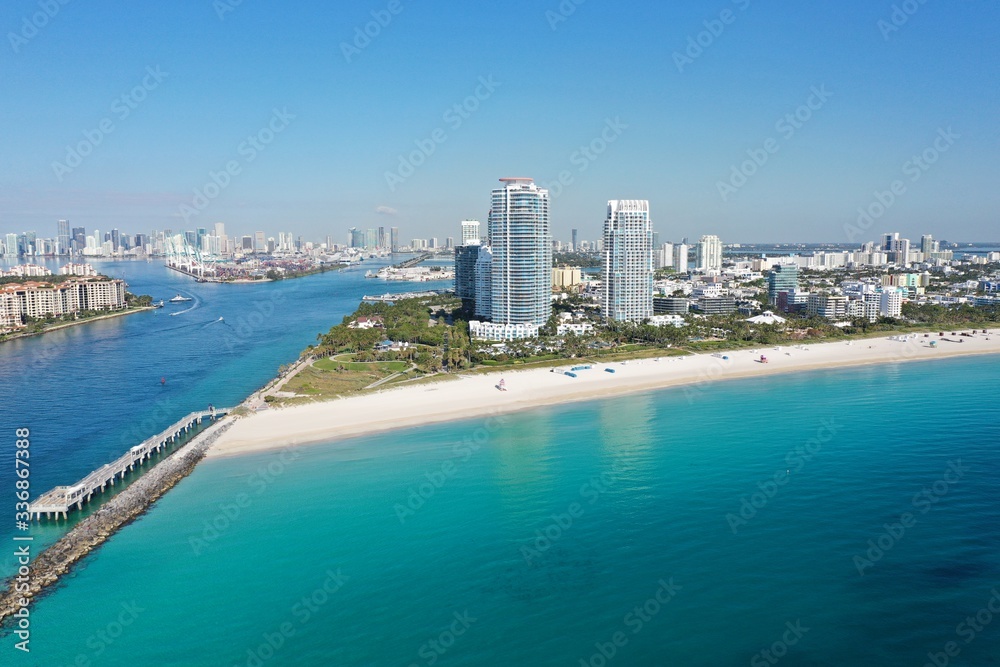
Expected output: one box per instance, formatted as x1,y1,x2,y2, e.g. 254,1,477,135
169,295,200,317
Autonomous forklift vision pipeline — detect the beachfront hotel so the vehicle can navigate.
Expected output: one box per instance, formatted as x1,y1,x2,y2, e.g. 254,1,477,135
484,178,551,332
601,200,654,322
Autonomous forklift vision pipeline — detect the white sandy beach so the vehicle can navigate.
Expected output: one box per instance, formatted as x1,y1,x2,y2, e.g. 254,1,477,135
208,329,1000,458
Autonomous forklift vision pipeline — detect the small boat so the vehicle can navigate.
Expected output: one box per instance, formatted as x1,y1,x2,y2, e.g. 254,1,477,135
168,294,192,303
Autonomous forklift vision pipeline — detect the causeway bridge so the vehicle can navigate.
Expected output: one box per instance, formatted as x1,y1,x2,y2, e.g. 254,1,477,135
393,253,432,269
29,407,232,521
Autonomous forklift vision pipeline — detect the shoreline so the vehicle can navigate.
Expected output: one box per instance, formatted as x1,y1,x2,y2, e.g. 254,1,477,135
208,329,1000,459
0,306,155,344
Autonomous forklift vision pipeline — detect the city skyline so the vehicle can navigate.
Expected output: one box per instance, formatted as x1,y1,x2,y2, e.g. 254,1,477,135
1,2,998,242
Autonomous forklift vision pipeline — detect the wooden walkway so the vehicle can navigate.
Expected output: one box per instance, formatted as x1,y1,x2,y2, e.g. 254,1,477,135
29,407,232,520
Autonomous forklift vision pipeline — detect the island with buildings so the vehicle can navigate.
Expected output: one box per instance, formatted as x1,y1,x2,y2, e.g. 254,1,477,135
0,263,150,341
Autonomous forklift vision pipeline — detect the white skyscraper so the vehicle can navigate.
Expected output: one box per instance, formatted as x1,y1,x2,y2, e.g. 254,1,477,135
489,178,551,326
602,200,653,322
673,243,689,273
696,235,723,272
461,220,481,246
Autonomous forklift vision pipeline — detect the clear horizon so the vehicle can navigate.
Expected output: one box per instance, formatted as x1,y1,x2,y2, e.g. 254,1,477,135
1,1,997,245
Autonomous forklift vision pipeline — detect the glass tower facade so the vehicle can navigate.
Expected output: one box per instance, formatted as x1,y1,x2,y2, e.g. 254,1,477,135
488,178,551,326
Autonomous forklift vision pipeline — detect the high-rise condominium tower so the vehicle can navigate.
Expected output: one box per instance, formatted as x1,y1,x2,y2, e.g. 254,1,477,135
488,178,551,326
696,235,723,272
601,200,653,322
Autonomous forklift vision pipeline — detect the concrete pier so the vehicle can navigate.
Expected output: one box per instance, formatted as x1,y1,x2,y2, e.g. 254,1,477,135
1,418,235,626
28,408,231,521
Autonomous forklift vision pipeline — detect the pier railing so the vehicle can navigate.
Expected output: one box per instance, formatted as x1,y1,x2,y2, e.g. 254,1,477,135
29,407,232,520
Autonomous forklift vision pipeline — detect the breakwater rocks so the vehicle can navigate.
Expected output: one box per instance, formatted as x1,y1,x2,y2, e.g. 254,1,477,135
0,418,234,627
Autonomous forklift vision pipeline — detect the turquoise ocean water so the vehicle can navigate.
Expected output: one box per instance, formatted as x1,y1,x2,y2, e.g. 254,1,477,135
1,262,998,665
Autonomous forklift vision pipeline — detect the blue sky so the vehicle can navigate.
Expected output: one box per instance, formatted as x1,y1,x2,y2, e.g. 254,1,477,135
1,0,998,244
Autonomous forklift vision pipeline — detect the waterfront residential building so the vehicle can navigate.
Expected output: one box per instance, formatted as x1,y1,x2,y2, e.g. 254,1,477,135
696,235,723,272
806,294,849,319
461,220,481,246
879,289,904,318
601,199,653,322
390,227,400,253
0,292,20,330
0,278,127,326
468,320,539,341
848,299,880,322
768,264,800,304
487,178,551,327
1,264,52,278
59,263,97,277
